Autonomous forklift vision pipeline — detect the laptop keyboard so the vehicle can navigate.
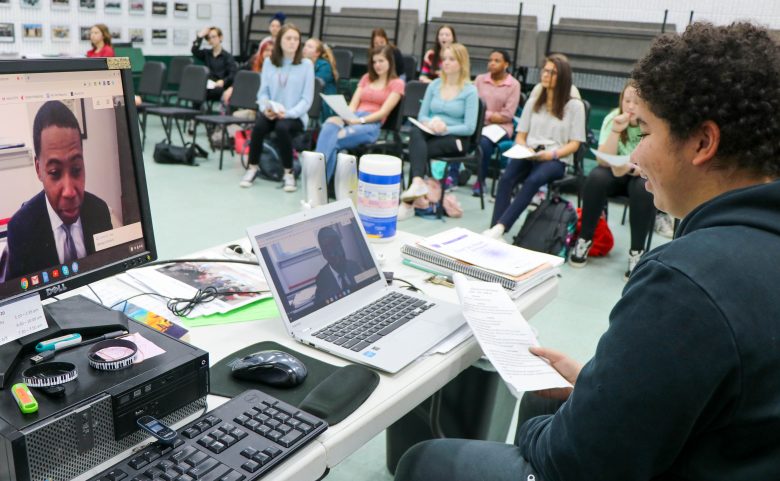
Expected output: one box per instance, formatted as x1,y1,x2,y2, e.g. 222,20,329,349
312,292,435,352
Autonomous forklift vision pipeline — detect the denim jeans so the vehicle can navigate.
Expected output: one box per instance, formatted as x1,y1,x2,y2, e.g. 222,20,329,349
315,111,381,181
491,158,566,230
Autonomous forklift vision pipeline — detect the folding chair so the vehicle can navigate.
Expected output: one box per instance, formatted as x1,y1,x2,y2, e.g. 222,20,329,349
144,65,209,147
135,61,167,148
160,56,193,105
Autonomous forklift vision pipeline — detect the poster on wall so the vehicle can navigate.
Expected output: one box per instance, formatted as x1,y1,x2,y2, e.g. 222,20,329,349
80,26,92,41
105,0,122,13
0,0,9,6
0,23,14,42
196,3,210,19
174,2,187,17
152,29,167,44
109,27,121,41
51,25,71,41
51,0,70,9
80,0,96,11
173,29,188,45
129,28,144,43
21,0,41,8
22,24,43,40
151,1,166,15
129,0,144,15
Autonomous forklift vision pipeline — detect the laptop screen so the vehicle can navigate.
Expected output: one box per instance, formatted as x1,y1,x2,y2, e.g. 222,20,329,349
253,206,382,323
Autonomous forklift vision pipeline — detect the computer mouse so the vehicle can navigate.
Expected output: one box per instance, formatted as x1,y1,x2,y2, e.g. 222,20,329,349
230,350,308,387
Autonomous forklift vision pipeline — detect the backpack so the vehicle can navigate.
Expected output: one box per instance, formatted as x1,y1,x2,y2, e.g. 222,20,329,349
513,195,578,257
574,207,614,256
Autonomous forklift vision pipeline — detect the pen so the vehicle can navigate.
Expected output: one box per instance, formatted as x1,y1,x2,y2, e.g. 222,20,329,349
30,330,128,364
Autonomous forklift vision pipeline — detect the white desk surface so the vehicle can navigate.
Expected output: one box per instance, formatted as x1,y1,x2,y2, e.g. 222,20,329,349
79,230,558,481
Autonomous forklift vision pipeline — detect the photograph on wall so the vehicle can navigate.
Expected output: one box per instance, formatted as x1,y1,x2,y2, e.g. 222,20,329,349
173,28,188,45
196,3,210,19
22,24,43,40
51,25,71,41
80,26,92,41
151,29,167,44
51,0,70,9
0,0,9,6
129,28,144,43
80,0,96,11
0,23,13,43
20,0,41,8
104,0,121,13
151,1,166,15
129,0,144,15
174,2,187,17
108,27,121,41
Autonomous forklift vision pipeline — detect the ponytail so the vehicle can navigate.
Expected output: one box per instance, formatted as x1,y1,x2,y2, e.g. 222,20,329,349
320,43,339,82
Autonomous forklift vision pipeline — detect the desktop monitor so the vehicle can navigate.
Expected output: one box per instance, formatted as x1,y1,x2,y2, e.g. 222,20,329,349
0,58,156,305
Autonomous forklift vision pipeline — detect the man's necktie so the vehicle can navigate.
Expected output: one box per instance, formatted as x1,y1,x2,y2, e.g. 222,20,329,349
62,224,77,264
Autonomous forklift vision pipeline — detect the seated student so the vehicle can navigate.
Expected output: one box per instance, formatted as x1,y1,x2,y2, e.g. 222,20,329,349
87,24,115,58
240,24,314,192
400,43,478,202
484,54,585,241
315,45,404,181
570,82,655,278
396,21,780,481
222,40,273,105
467,49,520,196
192,26,238,105
302,38,338,120
258,12,285,54
419,25,456,84
370,28,405,80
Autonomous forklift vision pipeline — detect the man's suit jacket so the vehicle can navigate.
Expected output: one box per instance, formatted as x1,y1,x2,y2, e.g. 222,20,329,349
313,260,362,309
7,191,112,279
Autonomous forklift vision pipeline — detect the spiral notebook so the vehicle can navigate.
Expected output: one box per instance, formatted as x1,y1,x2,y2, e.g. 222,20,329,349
400,244,559,297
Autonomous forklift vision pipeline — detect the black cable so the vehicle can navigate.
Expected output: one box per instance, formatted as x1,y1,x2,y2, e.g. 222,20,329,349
109,288,269,317
87,284,104,306
139,258,259,269
393,277,422,294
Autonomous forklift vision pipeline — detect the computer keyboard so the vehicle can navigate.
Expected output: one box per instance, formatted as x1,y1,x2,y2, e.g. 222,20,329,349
89,390,327,481
311,292,435,351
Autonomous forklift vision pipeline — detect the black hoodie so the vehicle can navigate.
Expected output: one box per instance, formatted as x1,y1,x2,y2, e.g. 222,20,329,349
518,180,780,480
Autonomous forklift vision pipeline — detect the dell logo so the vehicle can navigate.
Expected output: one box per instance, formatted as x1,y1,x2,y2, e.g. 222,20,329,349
46,284,68,296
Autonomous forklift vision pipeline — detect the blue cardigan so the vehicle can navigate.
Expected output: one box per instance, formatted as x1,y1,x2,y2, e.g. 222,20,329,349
258,57,315,126
418,78,479,137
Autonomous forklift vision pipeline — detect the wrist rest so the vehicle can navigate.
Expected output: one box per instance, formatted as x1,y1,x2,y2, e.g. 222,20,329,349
298,364,379,425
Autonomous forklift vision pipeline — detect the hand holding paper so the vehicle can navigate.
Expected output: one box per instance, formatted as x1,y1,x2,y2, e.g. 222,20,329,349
590,147,632,167
409,117,439,136
482,124,507,144
502,144,538,160
320,94,359,121
453,274,572,396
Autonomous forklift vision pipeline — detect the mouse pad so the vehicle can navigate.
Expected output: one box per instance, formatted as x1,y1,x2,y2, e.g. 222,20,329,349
210,341,340,407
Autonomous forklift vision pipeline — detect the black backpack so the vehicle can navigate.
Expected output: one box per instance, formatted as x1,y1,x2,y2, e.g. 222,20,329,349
257,140,283,181
513,195,577,257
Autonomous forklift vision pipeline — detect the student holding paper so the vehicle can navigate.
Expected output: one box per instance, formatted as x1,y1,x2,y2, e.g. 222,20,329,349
396,22,780,481
484,54,585,240
401,43,478,202
470,50,521,196
314,46,404,182
240,24,314,192
570,82,655,277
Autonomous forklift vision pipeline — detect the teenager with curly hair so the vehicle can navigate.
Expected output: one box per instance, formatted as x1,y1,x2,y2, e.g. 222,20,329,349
396,22,780,481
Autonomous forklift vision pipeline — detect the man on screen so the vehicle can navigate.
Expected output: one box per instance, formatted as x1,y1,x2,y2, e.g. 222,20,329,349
6,100,112,280
313,226,362,308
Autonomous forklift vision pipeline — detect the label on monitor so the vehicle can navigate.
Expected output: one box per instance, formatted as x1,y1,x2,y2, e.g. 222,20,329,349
0,293,47,347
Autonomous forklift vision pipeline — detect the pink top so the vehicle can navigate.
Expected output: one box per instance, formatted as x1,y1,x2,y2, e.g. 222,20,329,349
356,75,405,124
87,45,115,58
475,73,521,137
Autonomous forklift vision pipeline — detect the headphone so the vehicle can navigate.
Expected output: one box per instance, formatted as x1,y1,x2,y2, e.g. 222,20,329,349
224,244,255,260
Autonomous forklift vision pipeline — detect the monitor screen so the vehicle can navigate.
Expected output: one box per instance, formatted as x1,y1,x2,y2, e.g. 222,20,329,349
0,58,155,302
253,207,381,323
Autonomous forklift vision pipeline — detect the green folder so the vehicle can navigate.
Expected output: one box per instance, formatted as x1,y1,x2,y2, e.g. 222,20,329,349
182,297,279,327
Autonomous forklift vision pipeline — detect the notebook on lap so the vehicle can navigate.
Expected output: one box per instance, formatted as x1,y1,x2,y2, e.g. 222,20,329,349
246,200,466,373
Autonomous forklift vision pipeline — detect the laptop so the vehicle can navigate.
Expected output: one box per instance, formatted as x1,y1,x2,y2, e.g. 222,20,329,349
246,200,466,373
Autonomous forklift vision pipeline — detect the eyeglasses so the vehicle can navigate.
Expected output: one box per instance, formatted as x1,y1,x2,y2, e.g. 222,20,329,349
208,34,220,39
541,68,558,76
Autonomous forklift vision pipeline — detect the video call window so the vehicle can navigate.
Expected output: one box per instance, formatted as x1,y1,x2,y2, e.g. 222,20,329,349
257,209,380,323
0,70,147,297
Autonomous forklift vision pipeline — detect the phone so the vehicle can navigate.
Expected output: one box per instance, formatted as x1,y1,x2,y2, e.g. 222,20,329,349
136,415,178,444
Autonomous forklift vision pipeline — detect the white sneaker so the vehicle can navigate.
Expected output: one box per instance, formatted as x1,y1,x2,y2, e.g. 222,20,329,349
239,165,259,188
282,173,297,192
625,249,645,280
397,202,415,221
654,212,674,238
400,181,429,203
569,238,593,267
481,224,506,241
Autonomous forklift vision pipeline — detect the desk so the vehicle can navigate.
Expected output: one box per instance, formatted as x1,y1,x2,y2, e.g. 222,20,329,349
77,230,558,481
